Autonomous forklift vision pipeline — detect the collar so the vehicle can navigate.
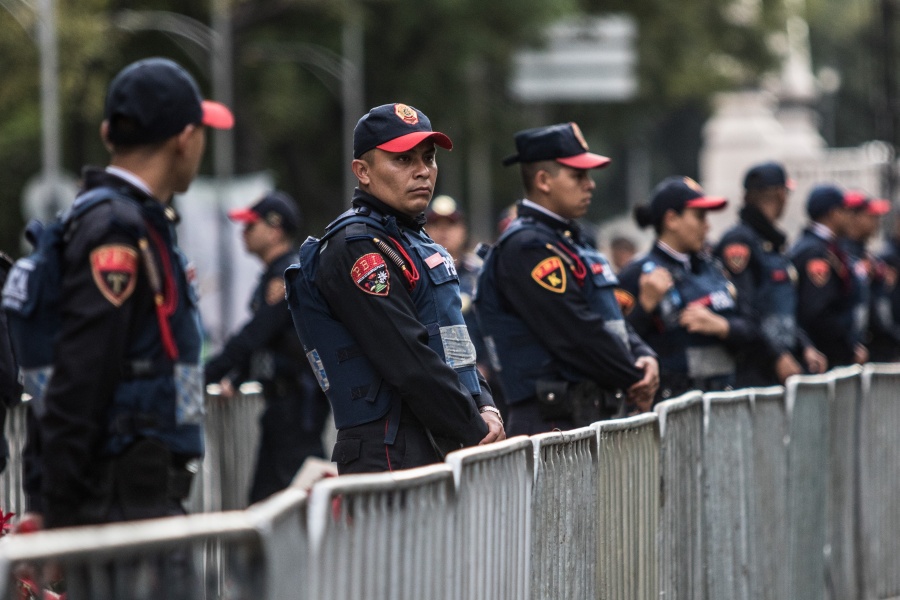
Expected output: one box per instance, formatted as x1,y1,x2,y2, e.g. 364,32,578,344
520,199,570,226
516,200,584,239
655,240,692,272
352,188,425,230
809,221,836,241
105,165,153,197
739,203,786,250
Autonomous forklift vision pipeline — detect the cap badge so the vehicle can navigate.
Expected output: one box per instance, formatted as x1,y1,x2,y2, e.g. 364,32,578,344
570,122,589,151
683,177,703,193
394,104,419,125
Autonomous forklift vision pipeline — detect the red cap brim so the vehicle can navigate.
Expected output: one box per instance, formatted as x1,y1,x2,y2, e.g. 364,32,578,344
377,131,453,153
867,198,891,215
685,196,728,211
786,178,796,190
202,100,234,130
227,207,260,223
556,152,611,170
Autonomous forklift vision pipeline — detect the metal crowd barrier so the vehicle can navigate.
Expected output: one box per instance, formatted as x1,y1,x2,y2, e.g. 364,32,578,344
0,364,897,599
530,426,598,599
595,414,659,600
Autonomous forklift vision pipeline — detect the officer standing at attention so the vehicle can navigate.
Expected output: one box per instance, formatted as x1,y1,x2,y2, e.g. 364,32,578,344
474,123,659,436
205,191,330,504
286,103,504,475
16,58,233,529
618,177,755,401
714,162,827,387
789,184,867,368
876,212,900,361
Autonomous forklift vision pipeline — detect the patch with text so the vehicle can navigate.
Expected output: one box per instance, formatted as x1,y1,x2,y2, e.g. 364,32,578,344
352,253,390,296
531,256,567,293
90,244,138,306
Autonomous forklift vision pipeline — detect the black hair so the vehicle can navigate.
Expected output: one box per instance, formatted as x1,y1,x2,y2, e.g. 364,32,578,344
634,204,660,233
521,160,560,194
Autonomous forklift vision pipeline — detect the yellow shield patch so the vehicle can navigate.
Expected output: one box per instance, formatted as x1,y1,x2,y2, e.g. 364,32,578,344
531,256,567,293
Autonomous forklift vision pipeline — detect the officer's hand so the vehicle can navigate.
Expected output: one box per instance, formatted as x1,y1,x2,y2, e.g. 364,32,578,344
478,411,506,445
627,356,659,412
854,343,869,365
679,303,730,338
638,267,673,312
803,346,828,374
774,352,803,383
218,378,236,399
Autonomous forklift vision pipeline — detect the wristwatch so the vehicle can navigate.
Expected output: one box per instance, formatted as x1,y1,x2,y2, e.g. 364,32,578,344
478,405,503,425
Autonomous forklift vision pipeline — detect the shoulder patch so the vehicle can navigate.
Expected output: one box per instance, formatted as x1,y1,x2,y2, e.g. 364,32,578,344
806,258,831,287
531,256,566,293
614,288,635,315
722,243,751,274
266,277,286,305
351,253,390,296
90,244,138,306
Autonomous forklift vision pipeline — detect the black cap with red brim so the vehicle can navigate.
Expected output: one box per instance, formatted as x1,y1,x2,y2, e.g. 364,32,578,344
353,103,452,158
502,122,610,169
649,176,727,223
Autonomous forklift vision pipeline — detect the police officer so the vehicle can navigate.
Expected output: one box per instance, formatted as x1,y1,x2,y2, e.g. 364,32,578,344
474,123,659,436
17,58,233,529
0,252,20,473
618,176,755,401
789,184,867,368
714,162,827,387
876,213,900,361
205,192,330,504
841,192,900,362
286,103,504,475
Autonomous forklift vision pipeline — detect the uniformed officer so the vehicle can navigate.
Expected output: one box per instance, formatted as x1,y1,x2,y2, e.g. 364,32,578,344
0,252,21,473
789,184,867,368
618,176,755,401
205,191,330,504
714,162,827,387
841,191,900,362
18,58,233,529
876,214,900,361
286,103,504,475
474,123,659,436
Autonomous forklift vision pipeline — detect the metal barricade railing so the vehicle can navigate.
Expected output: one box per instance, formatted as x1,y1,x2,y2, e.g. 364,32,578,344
245,485,309,600
655,391,704,600
187,387,264,513
529,426,598,600
826,366,862,600
306,465,458,600
859,364,900,600
0,401,28,518
595,414,659,600
785,373,830,600
445,437,533,600
748,386,790,600
0,511,264,600
702,389,755,600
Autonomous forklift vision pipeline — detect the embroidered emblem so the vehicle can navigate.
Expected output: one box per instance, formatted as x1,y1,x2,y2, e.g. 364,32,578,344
807,258,831,287
571,122,589,151
266,277,286,305
772,269,788,282
722,243,751,274
351,253,390,296
90,245,138,307
614,288,635,315
425,252,444,269
591,262,604,275
531,256,567,293
394,103,419,125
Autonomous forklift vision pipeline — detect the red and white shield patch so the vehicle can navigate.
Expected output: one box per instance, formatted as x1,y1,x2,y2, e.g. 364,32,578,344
351,253,390,296
722,243,751,275
90,244,138,307
806,258,831,287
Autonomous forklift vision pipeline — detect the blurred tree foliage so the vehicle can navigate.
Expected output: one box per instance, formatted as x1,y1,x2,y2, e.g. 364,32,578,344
1,0,885,256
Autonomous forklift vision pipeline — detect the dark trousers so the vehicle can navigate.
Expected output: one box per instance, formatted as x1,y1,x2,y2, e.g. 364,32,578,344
249,391,326,504
331,410,441,475
506,398,577,437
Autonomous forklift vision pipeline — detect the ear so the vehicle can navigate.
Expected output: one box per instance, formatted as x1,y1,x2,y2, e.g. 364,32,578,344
351,158,371,186
99,121,114,152
534,169,553,195
174,124,198,153
662,208,680,231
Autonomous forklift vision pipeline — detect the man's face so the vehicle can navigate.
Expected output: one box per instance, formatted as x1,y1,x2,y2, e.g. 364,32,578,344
241,219,278,259
355,140,438,217
543,165,596,220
